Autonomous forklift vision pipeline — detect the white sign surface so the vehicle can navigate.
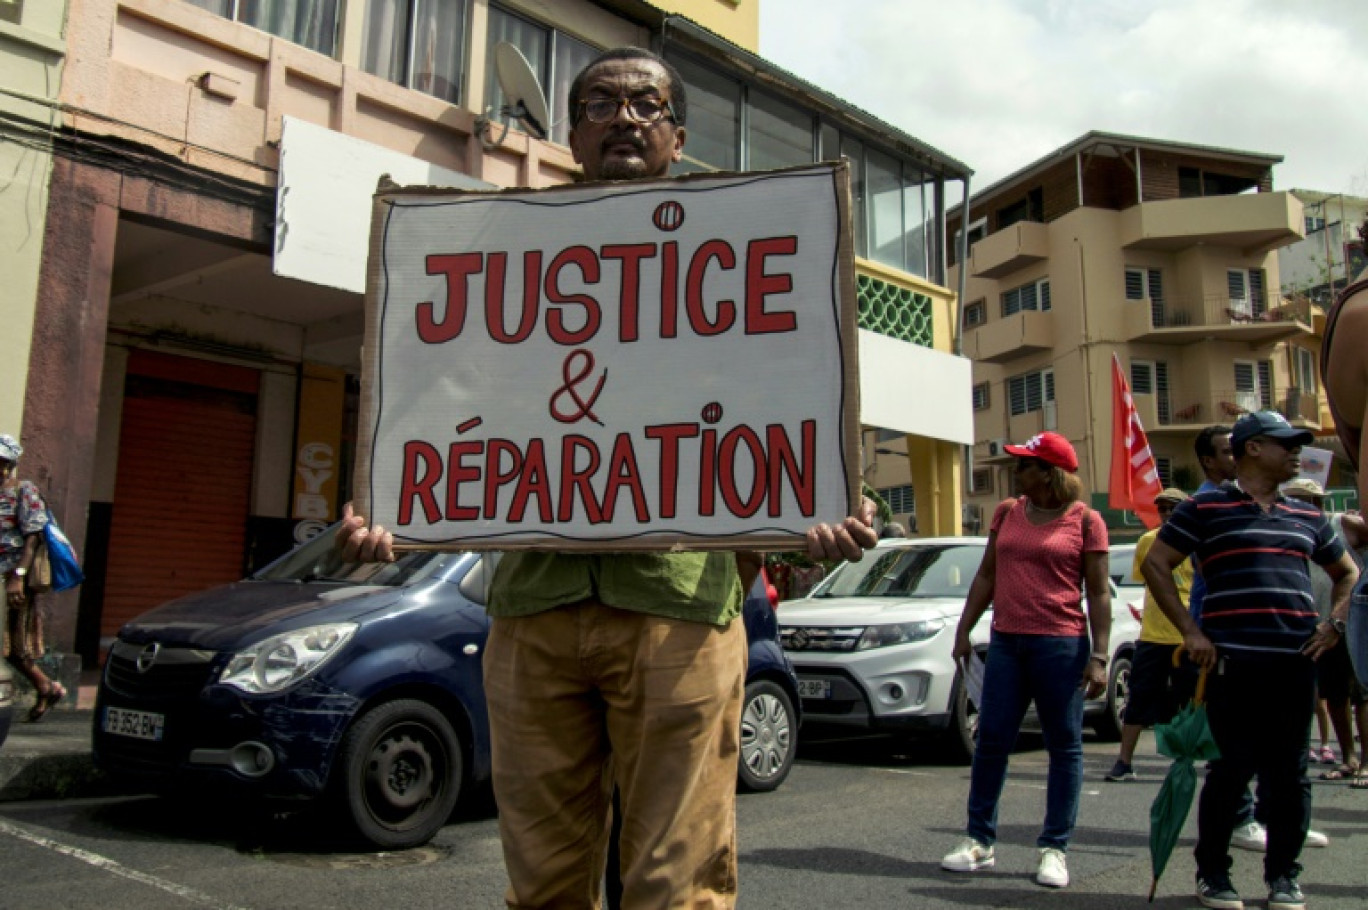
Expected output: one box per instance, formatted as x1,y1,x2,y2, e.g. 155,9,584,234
356,165,859,549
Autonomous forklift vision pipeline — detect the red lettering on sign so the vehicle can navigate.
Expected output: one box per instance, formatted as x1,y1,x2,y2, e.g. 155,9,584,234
398,441,444,525
601,243,657,343
698,427,717,516
508,438,553,523
685,240,737,336
746,237,798,335
769,421,816,516
558,435,603,523
417,253,483,343
545,246,602,345
602,433,649,522
484,438,523,518
445,440,483,521
718,426,766,518
486,252,542,344
660,241,679,338
644,422,698,519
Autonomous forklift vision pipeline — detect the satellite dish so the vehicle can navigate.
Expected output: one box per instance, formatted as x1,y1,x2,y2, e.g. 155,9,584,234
478,42,549,147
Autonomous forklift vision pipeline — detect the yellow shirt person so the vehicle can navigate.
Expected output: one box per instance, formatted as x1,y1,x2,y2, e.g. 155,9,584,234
1134,526,1192,646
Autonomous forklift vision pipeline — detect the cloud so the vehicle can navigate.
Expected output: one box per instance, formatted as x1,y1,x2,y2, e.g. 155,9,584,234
760,0,1368,194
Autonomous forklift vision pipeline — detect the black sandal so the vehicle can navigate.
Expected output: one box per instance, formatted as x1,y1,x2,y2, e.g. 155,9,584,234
27,682,66,722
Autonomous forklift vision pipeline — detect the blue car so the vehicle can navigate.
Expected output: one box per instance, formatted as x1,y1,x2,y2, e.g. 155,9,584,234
93,531,799,849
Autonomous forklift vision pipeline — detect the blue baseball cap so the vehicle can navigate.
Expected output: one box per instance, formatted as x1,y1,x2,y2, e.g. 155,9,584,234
1230,410,1314,450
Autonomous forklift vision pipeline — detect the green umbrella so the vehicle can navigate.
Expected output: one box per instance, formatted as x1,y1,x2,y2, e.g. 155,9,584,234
1147,652,1220,902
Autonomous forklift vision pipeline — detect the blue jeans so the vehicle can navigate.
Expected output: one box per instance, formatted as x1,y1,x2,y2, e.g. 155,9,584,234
966,632,1088,850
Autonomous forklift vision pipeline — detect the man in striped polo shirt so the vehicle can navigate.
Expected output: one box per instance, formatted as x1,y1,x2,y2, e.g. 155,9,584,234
1142,411,1359,910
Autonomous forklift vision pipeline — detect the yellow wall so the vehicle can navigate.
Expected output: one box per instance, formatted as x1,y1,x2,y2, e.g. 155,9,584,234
649,0,758,52
0,1,66,435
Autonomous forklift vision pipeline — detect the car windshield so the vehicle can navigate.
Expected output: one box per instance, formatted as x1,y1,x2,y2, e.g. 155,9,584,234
252,524,461,587
812,544,985,599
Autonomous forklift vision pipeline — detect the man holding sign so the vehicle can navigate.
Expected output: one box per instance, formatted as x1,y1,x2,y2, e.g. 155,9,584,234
340,47,876,909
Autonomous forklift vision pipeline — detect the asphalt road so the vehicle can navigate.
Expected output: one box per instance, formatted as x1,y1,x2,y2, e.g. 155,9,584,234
2,730,1366,909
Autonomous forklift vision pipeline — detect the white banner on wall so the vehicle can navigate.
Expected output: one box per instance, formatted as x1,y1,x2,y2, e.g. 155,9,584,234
355,164,861,550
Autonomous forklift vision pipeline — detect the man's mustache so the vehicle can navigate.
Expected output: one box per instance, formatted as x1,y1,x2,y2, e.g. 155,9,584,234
601,130,646,152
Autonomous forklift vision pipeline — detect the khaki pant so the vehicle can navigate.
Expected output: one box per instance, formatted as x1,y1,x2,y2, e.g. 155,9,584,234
484,601,746,910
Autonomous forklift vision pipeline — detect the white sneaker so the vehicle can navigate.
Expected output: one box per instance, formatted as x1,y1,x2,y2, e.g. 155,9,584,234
941,837,995,872
1035,847,1069,888
1231,821,1267,852
1303,827,1329,848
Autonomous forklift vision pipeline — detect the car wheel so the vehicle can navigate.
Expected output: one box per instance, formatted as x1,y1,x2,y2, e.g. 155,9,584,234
737,680,796,793
1092,654,1131,742
335,698,464,850
945,675,979,763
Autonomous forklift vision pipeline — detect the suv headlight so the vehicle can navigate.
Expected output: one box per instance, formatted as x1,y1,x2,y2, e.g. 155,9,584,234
219,623,358,694
854,618,945,650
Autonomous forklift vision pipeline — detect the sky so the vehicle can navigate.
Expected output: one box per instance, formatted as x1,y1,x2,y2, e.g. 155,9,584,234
758,0,1368,200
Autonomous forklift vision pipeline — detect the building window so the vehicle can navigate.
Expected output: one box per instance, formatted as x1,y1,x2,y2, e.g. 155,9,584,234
1001,278,1050,317
1131,360,1171,423
1155,456,1172,487
1007,368,1054,417
965,300,987,327
1294,346,1317,393
186,0,339,56
879,484,915,515
1233,360,1273,413
362,0,469,104
997,186,1043,228
1305,215,1326,234
486,4,598,146
666,49,937,280
969,468,992,495
1227,268,1267,319
1125,266,1165,326
972,381,990,411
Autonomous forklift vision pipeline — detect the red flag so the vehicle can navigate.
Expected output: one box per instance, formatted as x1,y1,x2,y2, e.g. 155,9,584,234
1109,353,1163,528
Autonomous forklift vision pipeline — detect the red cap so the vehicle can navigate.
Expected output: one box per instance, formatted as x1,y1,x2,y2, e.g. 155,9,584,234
1003,431,1078,472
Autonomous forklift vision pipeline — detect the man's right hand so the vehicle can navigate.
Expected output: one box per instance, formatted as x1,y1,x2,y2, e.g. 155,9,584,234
335,502,395,563
951,633,973,662
1182,627,1217,670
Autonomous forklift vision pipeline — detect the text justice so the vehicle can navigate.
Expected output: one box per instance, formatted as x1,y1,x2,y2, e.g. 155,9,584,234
414,235,801,345
396,419,818,526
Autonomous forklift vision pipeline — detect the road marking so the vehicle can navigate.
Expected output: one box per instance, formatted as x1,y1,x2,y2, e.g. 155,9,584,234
0,818,251,910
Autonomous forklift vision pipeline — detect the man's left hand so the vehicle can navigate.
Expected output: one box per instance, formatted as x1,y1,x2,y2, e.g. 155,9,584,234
805,496,878,562
1302,621,1342,661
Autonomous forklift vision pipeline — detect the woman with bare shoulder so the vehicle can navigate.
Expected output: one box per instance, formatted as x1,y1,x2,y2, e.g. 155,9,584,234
1322,217,1368,690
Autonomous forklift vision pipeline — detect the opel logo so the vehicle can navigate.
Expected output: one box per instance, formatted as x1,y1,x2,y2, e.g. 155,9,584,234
136,642,161,674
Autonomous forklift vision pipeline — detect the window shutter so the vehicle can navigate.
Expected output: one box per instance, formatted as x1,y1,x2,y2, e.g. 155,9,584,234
1250,269,1266,316
1009,375,1027,415
1258,361,1273,409
1040,280,1051,311
1130,361,1153,395
1125,269,1144,300
1156,362,1170,423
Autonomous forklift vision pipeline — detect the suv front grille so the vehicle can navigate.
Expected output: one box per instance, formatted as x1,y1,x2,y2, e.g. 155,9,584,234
780,626,863,652
105,640,219,700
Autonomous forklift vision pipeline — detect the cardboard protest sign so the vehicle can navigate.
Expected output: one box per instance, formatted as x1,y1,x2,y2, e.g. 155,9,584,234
355,162,859,550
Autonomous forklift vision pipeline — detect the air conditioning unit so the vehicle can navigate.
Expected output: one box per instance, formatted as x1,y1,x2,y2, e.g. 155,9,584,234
986,438,1009,457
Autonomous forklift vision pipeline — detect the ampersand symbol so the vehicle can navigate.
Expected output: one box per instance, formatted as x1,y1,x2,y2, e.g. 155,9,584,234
549,349,607,426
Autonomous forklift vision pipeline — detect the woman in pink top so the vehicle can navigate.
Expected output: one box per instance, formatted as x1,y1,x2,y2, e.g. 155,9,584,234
940,431,1111,889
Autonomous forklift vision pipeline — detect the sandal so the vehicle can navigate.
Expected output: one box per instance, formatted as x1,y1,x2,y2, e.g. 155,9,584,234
1318,745,1337,764
1351,773,1368,791
27,682,66,722
1319,763,1360,781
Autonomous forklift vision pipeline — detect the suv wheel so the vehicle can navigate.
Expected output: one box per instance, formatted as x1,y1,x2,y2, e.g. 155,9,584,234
945,675,979,763
335,699,464,849
737,680,796,792
1091,654,1131,742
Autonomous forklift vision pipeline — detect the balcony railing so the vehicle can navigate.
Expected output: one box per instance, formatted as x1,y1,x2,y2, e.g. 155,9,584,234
1155,387,1321,431
1122,293,1312,345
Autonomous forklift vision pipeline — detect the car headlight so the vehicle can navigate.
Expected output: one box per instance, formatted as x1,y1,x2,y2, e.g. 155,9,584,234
854,618,945,650
219,623,358,694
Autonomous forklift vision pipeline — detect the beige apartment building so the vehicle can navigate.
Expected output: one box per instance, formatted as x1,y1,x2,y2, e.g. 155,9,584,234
5,0,974,671
948,132,1349,538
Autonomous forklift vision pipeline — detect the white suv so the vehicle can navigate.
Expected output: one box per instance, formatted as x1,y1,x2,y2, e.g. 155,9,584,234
779,537,1137,761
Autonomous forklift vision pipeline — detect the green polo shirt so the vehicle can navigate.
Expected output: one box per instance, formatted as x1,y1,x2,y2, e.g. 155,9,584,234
487,550,744,626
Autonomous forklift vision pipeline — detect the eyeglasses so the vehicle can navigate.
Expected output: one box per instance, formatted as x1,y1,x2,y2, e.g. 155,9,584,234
578,95,675,125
